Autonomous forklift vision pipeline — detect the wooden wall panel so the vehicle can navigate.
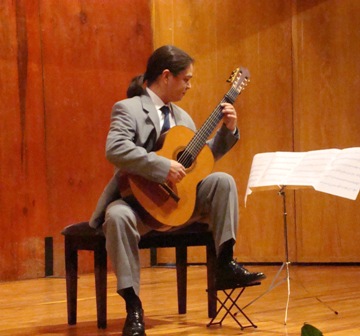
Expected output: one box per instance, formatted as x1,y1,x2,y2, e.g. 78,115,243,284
39,0,152,276
151,0,295,263
152,0,360,264
0,1,49,280
293,0,360,261
0,0,152,281
2,0,360,282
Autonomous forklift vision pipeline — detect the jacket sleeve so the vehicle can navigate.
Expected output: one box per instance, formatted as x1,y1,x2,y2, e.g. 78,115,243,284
207,124,240,161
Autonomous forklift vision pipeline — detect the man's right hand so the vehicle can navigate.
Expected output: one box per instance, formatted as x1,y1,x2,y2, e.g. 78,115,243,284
166,160,186,184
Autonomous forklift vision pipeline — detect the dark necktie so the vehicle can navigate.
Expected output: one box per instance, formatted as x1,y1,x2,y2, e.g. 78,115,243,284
161,105,170,133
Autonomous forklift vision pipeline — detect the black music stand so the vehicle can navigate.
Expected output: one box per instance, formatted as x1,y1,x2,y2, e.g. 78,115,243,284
240,185,291,324
243,185,338,324
242,148,360,323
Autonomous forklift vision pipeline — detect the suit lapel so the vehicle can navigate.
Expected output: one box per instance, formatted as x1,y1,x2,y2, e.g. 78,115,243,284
141,94,161,136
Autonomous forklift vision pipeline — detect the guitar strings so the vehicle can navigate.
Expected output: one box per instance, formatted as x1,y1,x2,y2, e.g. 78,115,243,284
178,84,241,168
178,86,240,167
178,104,223,167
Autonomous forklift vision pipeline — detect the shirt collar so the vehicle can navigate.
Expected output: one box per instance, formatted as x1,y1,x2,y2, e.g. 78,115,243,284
146,87,169,110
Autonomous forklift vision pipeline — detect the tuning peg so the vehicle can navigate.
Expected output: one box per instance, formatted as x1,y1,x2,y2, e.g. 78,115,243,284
227,68,240,83
242,78,250,86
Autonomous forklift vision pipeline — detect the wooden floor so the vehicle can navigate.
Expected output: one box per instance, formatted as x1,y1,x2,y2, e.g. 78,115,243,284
1,265,360,335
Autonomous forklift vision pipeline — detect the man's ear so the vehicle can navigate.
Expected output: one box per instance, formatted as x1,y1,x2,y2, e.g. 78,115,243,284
162,69,171,83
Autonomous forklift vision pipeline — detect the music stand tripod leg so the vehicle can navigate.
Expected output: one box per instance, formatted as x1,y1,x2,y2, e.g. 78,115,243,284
279,186,291,325
240,187,291,325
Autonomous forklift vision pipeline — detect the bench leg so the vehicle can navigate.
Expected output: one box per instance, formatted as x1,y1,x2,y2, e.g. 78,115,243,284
176,246,187,314
94,246,107,329
207,242,217,318
64,238,78,325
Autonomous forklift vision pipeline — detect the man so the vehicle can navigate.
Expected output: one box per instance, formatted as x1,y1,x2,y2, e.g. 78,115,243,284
90,45,265,336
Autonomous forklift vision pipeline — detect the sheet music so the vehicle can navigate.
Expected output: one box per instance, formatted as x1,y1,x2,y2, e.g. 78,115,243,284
245,148,360,202
245,152,274,198
254,151,304,187
284,149,340,186
315,147,360,200
244,151,303,204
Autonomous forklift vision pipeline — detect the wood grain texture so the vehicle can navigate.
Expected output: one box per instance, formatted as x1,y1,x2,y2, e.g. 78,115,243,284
39,0,152,276
151,0,360,264
0,0,49,280
2,0,360,281
1,265,360,335
152,0,295,264
292,0,360,262
0,0,152,280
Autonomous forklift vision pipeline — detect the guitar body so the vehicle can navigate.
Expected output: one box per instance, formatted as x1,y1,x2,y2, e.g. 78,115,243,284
120,125,214,229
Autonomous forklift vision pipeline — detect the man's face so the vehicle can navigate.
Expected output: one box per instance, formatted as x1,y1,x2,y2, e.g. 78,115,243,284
166,64,193,102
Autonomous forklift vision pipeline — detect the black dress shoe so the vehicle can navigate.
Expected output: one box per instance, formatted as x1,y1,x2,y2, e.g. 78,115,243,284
122,307,146,336
216,260,266,289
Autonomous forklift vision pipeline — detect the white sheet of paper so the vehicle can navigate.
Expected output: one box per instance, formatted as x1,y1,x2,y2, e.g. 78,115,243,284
283,149,340,186
254,151,304,187
315,147,360,200
245,148,360,201
244,152,274,204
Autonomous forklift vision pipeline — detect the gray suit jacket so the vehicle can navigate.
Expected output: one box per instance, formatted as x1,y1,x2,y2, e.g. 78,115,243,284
89,93,239,228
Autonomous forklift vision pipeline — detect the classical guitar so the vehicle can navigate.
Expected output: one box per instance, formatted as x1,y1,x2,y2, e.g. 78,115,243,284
120,67,250,230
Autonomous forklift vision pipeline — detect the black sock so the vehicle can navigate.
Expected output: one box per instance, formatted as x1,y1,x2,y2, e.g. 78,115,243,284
120,287,142,311
217,239,234,266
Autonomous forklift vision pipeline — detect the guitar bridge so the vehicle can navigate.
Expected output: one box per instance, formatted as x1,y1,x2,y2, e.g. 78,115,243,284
159,183,180,203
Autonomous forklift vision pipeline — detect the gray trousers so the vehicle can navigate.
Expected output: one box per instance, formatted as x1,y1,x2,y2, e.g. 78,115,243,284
103,172,239,295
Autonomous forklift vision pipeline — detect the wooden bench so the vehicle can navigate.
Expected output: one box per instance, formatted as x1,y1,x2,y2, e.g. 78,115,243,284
62,221,217,329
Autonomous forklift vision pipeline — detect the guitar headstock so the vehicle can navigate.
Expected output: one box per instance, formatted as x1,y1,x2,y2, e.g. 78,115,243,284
227,67,250,95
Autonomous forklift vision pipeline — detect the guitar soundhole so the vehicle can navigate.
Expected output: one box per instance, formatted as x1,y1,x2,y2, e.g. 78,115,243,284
176,150,193,169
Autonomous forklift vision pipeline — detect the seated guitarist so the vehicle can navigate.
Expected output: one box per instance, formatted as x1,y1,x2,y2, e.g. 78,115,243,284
89,45,265,336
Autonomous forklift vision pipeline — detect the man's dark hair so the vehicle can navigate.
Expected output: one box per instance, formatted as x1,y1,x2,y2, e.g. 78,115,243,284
127,45,194,98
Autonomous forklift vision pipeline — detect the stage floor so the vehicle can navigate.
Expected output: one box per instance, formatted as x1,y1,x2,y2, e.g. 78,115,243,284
1,265,360,335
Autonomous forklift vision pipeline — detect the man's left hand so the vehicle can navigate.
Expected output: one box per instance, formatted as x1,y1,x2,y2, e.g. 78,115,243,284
221,103,237,132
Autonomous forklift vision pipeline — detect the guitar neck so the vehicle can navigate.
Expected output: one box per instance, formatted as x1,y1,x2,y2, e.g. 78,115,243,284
177,85,241,167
